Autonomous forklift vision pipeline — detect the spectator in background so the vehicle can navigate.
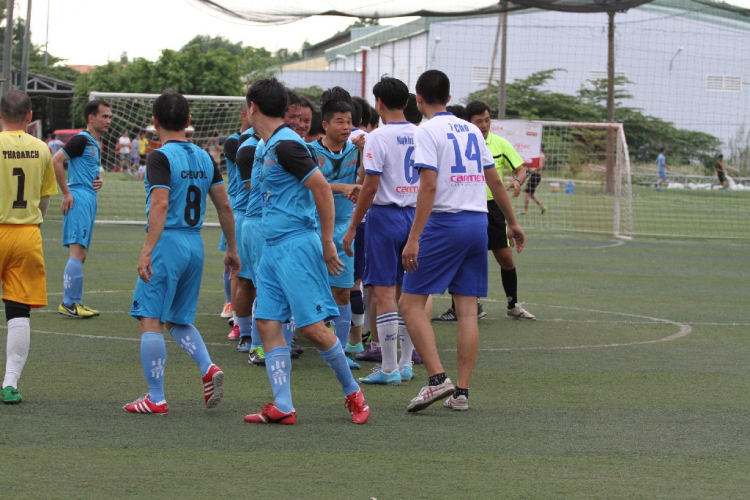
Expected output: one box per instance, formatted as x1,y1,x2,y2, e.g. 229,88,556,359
205,130,221,165
656,147,668,192
715,154,729,190
137,131,148,165
117,130,131,172
47,133,64,156
130,133,139,173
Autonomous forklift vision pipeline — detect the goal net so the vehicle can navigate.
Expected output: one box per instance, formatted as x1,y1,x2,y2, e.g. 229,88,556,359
44,92,245,225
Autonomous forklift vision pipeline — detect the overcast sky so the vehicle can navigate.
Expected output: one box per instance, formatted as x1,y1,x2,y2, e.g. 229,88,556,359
19,0,750,66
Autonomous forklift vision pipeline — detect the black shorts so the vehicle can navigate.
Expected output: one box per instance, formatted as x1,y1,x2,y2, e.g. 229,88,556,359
487,200,509,250
717,171,727,183
353,221,365,282
525,173,541,195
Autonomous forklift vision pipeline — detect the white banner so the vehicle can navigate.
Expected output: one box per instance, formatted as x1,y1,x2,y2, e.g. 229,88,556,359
490,120,542,168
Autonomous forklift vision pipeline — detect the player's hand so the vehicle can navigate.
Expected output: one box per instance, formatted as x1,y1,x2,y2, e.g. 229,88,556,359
224,250,241,280
506,222,526,253
61,192,74,215
342,226,356,257
323,240,343,276
352,134,365,150
506,180,521,198
137,251,153,283
345,184,361,203
402,238,419,273
93,174,103,192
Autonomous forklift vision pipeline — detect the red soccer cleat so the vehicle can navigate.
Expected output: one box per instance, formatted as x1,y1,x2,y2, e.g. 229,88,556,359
345,387,370,424
202,364,224,408
244,403,297,424
227,324,240,340
123,393,169,415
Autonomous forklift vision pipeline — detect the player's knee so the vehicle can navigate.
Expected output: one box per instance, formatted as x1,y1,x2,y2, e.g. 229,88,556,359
3,300,30,322
332,287,350,305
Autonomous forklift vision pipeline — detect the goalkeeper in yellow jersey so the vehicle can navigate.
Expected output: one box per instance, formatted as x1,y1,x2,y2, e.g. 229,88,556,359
0,90,58,404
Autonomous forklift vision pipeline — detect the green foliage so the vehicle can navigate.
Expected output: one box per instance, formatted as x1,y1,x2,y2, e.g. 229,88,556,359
467,70,722,166
346,17,380,30
180,35,243,56
293,85,324,104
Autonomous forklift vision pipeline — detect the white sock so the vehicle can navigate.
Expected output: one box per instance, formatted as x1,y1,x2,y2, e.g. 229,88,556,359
398,317,414,368
377,312,399,373
3,317,30,389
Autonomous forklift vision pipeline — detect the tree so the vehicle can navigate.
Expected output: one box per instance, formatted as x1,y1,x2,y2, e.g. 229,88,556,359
466,69,721,166
346,17,380,30
180,35,243,57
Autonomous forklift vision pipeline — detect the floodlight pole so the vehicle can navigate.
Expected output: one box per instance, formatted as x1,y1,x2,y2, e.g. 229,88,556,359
2,0,14,94
606,10,616,195
497,0,508,120
20,0,32,92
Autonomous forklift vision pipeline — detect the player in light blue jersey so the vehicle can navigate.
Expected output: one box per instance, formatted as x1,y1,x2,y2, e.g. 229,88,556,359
308,95,362,370
241,78,369,425
52,100,110,318
124,90,240,415
222,101,258,345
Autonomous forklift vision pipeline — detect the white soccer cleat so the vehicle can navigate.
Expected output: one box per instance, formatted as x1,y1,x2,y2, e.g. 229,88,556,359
506,305,536,321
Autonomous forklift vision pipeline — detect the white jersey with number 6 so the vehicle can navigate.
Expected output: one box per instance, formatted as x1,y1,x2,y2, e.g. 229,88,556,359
363,121,419,207
413,111,494,214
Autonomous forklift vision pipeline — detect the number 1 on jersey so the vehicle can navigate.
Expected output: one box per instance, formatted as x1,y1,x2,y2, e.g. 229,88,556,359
12,168,27,209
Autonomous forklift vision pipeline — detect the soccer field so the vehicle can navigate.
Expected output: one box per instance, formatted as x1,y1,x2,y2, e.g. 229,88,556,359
2,222,749,499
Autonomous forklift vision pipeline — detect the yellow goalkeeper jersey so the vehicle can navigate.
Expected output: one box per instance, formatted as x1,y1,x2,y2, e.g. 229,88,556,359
0,130,57,224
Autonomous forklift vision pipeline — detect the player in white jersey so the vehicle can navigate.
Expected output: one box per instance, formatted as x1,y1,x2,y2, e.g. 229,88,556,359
399,70,525,412
343,77,418,385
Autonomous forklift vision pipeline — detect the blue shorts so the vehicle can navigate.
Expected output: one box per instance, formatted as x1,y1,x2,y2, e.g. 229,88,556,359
364,204,414,287
233,210,252,280
255,231,339,328
402,211,488,297
131,230,204,325
353,221,365,282
62,189,97,249
218,232,226,251
316,221,355,289
240,216,263,284
658,167,666,180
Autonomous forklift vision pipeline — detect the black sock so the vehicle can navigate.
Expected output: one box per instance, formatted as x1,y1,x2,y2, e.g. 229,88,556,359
501,267,518,310
450,294,455,312
454,387,469,398
429,372,447,386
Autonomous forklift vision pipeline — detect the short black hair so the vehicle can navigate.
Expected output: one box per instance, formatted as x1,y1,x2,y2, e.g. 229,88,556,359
353,97,370,128
415,70,450,105
0,89,31,122
718,153,723,159
84,98,110,123
447,105,468,121
320,86,353,107
308,109,325,137
372,76,409,111
321,99,354,123
152,89,190,132
350,100,362,131
404,93,422,125
286,89,302,109
51,133,57,139
246,78,288,119
465,101,490,121
660,147,666,153
369,108,380,128
298,95,315,112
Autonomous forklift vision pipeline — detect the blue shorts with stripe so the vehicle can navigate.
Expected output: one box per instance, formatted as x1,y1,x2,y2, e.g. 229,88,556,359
316,221,355,289
240,216,263,284
402,211,488,297
364,204,414,287
62,189,97,249
254,231,339,328
131,230,204,325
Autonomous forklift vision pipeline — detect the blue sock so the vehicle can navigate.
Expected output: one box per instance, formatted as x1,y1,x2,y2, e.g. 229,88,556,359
63,257,83,306
250,300,263,349
283,319,296,352
333,305,352,352
141,332,167,403
319,339,359,396
236,315,253,340
265,346,293,413
168,324,212,375
223,270,231,303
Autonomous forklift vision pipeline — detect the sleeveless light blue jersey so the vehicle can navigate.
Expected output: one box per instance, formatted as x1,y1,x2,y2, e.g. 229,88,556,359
244,138,264,220
307,140,358,224
259,127,319,244
65,131,101,194
145,141,222,232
